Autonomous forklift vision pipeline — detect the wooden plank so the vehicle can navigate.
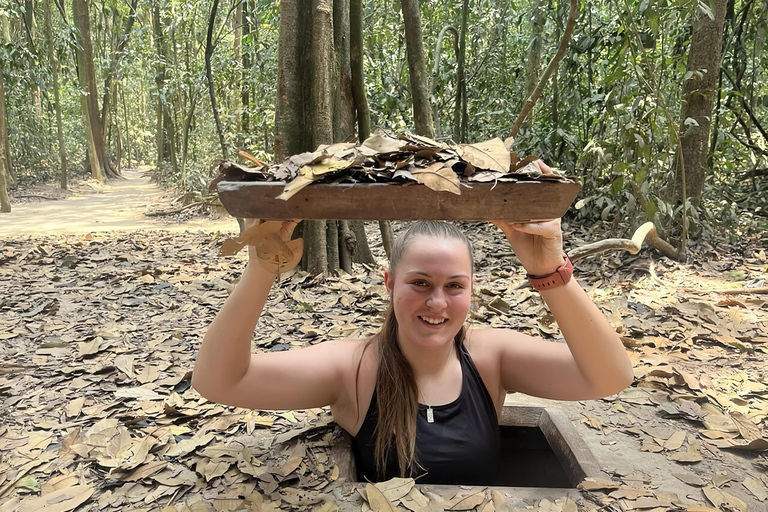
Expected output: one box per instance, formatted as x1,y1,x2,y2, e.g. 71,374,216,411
539,409,601,486
216,180,581,221
499,404,544,427
420,484,582,504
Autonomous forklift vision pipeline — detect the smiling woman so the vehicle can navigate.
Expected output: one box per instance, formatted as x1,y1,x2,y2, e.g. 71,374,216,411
192,161,634,486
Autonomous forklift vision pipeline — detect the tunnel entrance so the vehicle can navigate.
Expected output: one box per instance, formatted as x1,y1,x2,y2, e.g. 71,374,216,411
333,404,600,489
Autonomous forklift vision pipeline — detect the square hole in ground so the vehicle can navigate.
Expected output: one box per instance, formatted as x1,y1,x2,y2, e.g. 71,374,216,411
332,404,600,489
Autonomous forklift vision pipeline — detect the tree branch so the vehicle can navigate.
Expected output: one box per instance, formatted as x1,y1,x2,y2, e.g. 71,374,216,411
509,0,578,139
570,222,682,262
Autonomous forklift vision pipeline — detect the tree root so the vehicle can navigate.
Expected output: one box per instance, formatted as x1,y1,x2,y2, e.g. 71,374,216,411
570,222,682,262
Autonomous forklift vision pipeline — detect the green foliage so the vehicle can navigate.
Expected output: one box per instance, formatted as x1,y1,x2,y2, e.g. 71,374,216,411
2,0,765,240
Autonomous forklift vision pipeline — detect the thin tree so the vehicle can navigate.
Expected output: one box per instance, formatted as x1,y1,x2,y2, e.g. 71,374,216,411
453,0,468,142
0,65,9,212
100,0,139,139
0,18,14,185
206,0,228,160
44,0,67,190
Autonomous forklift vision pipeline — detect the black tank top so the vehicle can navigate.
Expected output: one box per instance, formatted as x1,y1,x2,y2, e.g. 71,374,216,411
351,344,501,485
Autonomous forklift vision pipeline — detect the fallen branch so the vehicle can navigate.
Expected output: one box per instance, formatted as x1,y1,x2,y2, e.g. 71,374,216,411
144,201,218,217
570,222,682,262
680,287,768,295
13,194,59,200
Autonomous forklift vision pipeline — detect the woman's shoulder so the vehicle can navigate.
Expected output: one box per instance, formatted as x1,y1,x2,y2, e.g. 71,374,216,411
464,326,536,373
465,326,529,355
317,337,378,381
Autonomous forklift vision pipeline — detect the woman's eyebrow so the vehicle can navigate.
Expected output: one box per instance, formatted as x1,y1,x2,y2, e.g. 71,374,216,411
405,270,470,280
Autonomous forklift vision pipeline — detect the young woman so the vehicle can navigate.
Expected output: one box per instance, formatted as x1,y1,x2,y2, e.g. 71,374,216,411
192,163,634,485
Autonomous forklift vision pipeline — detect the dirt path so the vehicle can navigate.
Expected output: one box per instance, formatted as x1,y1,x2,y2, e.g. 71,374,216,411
0,169,238,236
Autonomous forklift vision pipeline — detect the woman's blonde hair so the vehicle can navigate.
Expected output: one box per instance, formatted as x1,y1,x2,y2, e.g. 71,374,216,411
358,221,474,477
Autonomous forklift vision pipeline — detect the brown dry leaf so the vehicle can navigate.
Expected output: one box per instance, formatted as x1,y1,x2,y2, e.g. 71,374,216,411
664,430,687,451
362,130,406,153
673,472,706,487
41,474,80,495
316,501,340,512
65,397,85,419
743,476,768,501
579,477,622,491
730,411,762,441
365,483,397,512
703,484,748,512
710,437,768,451
400,486,430,511
668,440,703,463
412,163,461,195
459,138,510,173
479,501,495,512
491,489,508,512
373,477,414,501
450,492,485,510
277,174,316,201
610,486,654,500
685,507,721,512
300,157,352,178
18,484,94,512
581,416,602,430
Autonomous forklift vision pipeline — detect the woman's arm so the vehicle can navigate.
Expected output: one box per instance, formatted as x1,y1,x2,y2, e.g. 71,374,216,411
489,161,633,400
192,221,348,410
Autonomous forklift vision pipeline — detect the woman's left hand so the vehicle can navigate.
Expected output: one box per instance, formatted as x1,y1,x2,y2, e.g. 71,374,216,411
492,160,565,276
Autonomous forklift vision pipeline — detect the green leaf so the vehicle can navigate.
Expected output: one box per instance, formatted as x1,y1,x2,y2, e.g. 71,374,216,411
15,475,39,492
611,176,625,196
644,201,657,221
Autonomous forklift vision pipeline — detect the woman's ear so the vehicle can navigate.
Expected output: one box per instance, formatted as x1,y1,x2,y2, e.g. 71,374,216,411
384,269,394,296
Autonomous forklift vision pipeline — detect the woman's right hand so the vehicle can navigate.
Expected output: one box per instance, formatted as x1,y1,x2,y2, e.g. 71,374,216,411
243,219,302,271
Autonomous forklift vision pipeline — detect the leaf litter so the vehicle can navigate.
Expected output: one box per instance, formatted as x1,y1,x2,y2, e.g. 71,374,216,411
0,224,765,511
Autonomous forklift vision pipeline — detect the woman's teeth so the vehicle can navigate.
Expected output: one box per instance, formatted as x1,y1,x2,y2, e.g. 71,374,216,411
420,316,446,325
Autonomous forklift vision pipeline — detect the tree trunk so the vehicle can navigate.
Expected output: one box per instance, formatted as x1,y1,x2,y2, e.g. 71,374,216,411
453,0,468,142
350,221,375,263
207,0,228,159
275,0,374,273
241,0,251,134
379,220,394,260
25,0,43,128
333,0,355,142
73,0,118,179
275,0,311,161
339,220,353,273
100,0,138,135
326,220,340,271
233,0,243,135
153,2,166,166
400,0,434,137
524,0,547,123
350,0,370,142
122,87,131,169
673,0,729,204
44,0,68,190
73,0,103,181
0,65,10,213
0,21,14,185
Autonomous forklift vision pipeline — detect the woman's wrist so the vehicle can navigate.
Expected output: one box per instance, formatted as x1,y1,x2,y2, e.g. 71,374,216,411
527,253,572,291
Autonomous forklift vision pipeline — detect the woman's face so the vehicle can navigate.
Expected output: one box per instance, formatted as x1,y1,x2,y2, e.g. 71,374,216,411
385,236,473,351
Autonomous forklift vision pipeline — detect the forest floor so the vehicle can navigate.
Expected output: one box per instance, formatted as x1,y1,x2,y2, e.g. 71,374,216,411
0,171,766,512
1,169,238,236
